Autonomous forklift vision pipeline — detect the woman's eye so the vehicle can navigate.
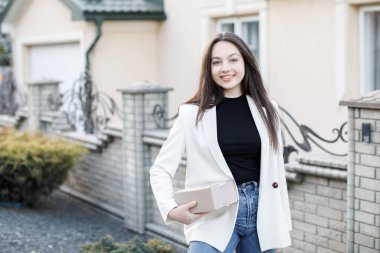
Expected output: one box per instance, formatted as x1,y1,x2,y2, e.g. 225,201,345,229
231,58,239,63
212,61,221,65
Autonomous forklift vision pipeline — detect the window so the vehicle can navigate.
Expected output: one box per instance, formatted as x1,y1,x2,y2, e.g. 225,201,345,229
360,7,380,92
217,17,260,63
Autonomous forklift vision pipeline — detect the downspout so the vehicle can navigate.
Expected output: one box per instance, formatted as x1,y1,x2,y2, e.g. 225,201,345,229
83,16,103,133
86,16,103,72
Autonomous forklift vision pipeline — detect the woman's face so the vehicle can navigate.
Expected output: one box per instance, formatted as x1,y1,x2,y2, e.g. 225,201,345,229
211,41,245,98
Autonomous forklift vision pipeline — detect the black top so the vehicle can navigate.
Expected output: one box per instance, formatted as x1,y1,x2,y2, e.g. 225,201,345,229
216,94,261,185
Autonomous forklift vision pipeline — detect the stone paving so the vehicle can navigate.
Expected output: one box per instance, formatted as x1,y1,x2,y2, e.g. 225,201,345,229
0,190,137,253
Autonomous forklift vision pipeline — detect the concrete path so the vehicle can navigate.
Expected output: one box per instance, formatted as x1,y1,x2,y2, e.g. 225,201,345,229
0,190,136,253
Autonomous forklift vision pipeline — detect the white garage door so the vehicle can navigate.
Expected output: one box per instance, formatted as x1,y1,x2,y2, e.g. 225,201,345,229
29,43,83,93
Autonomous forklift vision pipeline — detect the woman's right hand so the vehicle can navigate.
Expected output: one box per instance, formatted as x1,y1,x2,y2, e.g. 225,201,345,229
168,201,208,225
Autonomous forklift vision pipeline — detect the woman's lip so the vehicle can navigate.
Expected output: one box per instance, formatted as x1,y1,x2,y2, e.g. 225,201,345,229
221,75,234,81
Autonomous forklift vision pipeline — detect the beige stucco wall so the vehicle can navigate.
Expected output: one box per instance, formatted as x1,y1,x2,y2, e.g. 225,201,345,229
268,0,348,155
267,0,380,156
7,0,160,123
91,21,159,115
157,0,203,116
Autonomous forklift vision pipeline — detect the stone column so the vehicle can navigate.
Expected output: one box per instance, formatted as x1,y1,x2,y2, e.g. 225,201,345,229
118,81,172,234
27,79,60,131
340,90,380,253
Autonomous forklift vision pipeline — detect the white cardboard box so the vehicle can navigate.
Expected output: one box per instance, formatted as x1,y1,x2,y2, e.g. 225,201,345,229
174,180,238,213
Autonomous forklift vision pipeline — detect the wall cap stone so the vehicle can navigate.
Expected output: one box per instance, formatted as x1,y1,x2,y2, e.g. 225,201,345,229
117,81,173,94
0,110,28,128
287,162,347,180
297,153,347,170
143,129,169,140
57,131,109,151
339,90,380,109
0,115,17,127
27,79,61,86
103,123,122,138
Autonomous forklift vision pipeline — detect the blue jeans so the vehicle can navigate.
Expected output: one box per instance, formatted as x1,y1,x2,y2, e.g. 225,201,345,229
188,181,276,253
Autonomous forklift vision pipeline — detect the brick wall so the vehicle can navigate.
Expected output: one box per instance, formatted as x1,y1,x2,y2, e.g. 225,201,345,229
340,91,380,253
285,175,347,253
61,132,125,217
143,130,188,253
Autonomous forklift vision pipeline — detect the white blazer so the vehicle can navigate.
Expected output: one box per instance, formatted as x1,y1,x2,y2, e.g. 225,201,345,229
149,95,292,252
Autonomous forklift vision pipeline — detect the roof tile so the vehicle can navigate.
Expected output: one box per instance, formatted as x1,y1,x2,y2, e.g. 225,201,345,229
74,0,163,13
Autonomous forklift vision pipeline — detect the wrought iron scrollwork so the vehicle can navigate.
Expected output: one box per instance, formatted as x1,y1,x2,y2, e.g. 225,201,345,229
278,105,347,163
0,68,26,116
151,102,348,160
47,93,62,111
152,104,178,129
48,71,122,134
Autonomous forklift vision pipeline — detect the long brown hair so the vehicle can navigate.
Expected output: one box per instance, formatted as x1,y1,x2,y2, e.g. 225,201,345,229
184,32,280,153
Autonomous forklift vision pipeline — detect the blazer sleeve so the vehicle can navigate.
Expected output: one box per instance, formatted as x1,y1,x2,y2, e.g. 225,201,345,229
272,100,293,231
149,107,186,225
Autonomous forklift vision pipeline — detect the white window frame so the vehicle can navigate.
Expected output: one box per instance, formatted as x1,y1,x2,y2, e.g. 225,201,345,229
217,16,260,34
216,16,261,65
217,17,239,33
359,5,380,93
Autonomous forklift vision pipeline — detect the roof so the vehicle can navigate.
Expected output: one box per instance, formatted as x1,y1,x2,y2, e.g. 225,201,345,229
0,0,165,24
61,0,166,20
75,0,163,13
0,0,12,23
0,0,9,11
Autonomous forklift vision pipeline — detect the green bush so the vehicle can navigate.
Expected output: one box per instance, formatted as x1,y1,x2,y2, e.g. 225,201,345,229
0,127,87,205
79,235,175,253
146,239,175,253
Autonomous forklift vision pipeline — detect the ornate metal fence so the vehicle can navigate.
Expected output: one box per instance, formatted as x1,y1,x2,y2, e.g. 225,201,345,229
48,71,122,134
0,68,24,116
151,102,348,161
278,105,347,163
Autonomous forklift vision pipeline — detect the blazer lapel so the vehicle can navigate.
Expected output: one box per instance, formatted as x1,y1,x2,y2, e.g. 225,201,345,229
246,95,270,187
200,95,270,181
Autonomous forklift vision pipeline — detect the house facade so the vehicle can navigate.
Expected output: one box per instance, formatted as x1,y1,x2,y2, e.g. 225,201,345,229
1,0,379,154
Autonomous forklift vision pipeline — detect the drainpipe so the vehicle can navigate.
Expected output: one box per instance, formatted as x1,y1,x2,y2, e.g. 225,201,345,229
83,16,103,134
86,17,103,72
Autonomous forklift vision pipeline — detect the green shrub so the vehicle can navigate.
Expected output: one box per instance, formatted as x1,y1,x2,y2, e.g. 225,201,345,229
80,235,128,253
79,235,175,253
0,127,87,205
146,239,175,253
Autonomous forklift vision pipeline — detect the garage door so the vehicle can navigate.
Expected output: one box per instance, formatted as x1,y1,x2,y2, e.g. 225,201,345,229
29,42,83,93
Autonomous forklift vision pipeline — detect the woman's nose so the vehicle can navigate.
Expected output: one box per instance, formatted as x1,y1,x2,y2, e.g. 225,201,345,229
221,61,230,72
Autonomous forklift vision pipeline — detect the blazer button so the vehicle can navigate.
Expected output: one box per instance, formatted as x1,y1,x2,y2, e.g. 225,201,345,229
272,182,279,188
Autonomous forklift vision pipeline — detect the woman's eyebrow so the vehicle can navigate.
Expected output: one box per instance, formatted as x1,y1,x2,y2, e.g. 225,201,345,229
211,53,240,59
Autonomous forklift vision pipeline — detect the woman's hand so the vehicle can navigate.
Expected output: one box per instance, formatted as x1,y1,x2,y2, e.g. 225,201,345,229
168,201,208,225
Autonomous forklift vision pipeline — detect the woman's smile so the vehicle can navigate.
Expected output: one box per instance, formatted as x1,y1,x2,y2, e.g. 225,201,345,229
221,74,235,82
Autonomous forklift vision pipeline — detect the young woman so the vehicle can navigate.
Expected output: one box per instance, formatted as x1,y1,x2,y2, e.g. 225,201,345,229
150,32,292,253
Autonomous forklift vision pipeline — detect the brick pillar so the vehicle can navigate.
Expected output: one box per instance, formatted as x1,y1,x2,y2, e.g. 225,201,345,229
118,81,172,234
27,79,60,131
340,91,380,253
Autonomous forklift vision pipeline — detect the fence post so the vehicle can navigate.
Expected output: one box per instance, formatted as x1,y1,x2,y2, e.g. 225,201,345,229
27,79,60,131
118,81,172,234
340,91,380,253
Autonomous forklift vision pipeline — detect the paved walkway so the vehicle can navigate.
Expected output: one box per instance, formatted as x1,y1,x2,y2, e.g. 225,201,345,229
0,190,136,253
